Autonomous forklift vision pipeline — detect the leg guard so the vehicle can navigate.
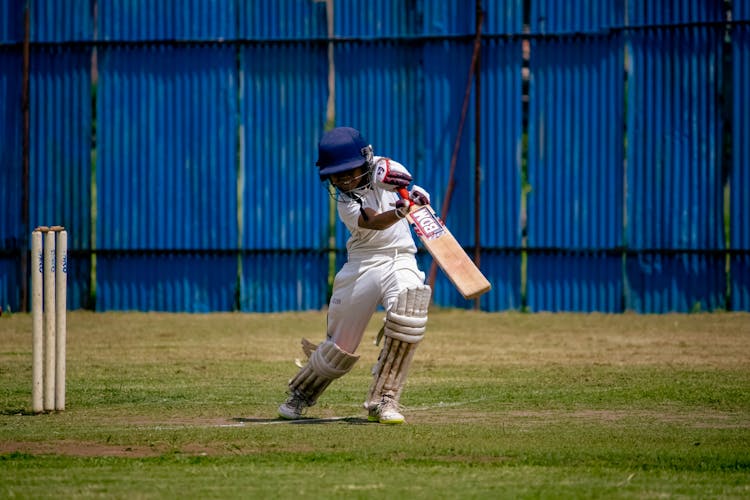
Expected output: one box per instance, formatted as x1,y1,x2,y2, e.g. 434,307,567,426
366,285,431,411
287,339,359,407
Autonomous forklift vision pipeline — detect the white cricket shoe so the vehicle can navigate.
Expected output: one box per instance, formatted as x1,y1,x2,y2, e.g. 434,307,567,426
370,394,405,424
278,393,309,420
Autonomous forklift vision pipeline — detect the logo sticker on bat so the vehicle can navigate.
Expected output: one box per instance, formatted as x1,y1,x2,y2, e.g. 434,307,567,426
410,206,445,240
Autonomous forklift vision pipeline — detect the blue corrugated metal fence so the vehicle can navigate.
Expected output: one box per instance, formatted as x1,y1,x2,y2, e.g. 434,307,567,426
0,0,747,313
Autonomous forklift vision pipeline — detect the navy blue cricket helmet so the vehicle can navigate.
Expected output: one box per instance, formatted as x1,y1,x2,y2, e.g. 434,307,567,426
316,127,372,180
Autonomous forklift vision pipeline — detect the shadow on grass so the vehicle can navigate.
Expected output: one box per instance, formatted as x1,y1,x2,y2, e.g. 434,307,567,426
231,416,371,425
1,408,42,416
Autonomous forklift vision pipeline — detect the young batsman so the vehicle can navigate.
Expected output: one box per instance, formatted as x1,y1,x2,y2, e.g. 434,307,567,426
278,126,431,424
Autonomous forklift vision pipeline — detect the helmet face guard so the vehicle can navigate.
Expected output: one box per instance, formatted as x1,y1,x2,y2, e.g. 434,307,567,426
327,167,372,202
316,127,373,181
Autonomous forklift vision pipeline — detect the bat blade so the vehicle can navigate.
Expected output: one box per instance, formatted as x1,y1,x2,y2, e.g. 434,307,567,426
405,204,491,299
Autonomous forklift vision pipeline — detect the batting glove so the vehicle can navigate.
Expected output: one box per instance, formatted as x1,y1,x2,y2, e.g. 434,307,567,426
409,185,430,206
374,159,413,190
394,198,411,219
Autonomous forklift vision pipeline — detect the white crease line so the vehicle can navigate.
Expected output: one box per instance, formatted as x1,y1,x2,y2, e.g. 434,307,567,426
408,397,489,411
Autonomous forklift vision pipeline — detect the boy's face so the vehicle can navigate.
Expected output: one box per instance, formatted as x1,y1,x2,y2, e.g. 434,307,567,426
330,166,367,192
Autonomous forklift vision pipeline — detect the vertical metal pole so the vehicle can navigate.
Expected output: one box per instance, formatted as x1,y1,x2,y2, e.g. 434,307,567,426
31,230,43,413
427,10,485,293
21,2,31,312
324,0,337,302
474,1,483,310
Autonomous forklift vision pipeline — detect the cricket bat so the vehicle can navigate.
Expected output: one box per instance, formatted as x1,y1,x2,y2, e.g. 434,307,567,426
398,188,491,299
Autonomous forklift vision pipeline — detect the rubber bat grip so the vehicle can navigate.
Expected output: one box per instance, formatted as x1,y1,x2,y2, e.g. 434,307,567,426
398,188,413,206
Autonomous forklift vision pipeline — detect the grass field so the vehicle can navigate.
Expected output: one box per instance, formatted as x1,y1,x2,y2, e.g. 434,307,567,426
1,310,749,498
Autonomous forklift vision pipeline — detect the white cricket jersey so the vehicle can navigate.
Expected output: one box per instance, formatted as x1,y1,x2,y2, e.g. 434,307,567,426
337,158,417,259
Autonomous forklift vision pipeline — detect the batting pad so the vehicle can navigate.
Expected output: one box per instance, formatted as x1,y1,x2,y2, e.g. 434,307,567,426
288,339,359,406
366,285,431,408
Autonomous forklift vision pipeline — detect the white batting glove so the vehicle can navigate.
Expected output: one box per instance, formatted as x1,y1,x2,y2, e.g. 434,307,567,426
409,185,430,206
374,159,413,191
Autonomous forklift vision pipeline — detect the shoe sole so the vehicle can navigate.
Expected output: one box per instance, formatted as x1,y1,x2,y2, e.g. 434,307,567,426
377,418,404,425
278,407,304,420
278,413,302,420
367,415,405,424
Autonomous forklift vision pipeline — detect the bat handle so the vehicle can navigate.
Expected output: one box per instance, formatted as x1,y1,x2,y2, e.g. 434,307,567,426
398,188,413,206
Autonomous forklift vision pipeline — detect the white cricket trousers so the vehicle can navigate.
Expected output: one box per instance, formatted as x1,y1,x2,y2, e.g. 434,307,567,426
327,251,425,353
